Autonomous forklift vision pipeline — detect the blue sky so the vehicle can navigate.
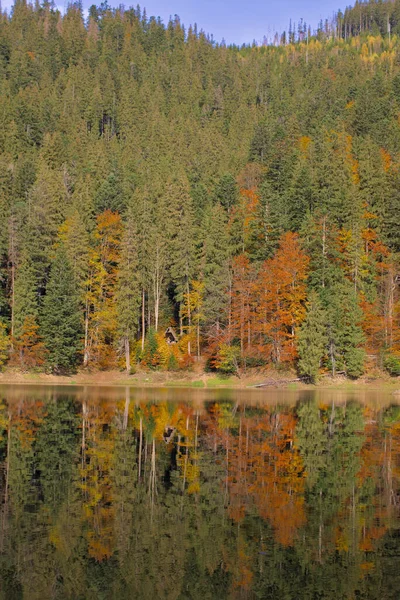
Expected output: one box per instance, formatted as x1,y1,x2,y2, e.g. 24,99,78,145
2,0,344,45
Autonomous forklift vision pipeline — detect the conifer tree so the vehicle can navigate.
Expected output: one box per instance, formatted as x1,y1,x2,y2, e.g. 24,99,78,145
327,281,366,378
41,246,82,373
297,292,327,383
201,203,230,332
167,176,197,336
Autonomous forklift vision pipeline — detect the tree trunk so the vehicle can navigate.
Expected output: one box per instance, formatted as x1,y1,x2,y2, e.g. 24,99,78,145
141,288,145,351
83,299,90,367
186,281,191,356
125,336,130,373
330,338,336,377
10,264,14,348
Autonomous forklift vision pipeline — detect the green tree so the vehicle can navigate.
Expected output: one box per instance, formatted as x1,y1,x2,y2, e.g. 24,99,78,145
327,281,366,378
41,246,82,373
200,203,230,333
297,292,327,383
167,176,197,336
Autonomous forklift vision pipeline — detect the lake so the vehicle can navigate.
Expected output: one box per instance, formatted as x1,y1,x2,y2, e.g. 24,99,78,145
0,385,399,599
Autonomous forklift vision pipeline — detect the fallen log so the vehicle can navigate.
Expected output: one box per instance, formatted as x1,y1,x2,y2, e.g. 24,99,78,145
252,378,302,388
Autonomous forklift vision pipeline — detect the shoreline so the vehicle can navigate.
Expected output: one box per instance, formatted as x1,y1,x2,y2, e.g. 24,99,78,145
0,369,399,392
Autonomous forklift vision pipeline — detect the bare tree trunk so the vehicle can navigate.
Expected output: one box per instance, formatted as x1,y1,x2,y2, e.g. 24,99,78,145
330,338,336,377
10,264,15,347
154,290,160,332
186,281,191,356
84,298,90,367
141,288,145,351
125,336,130,373
153,244,164,332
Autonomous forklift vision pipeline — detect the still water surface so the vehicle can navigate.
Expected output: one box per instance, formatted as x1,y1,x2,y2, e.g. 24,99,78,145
0,385,400,599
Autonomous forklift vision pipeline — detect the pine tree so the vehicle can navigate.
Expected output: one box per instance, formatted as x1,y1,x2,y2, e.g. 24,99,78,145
41,246,82,373
327,281,366,378
167,176,197,336
201,203,230,332
297,291,327,383
214,173,238,213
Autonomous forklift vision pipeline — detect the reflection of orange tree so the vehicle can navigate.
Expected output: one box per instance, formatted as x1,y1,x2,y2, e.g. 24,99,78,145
79,400,116,561
207,404,306,548
229,533,254,593
11,399,47,449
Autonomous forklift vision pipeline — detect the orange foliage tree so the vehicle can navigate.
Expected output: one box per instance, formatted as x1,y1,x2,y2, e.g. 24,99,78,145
253,232,309,363
12,316,46,371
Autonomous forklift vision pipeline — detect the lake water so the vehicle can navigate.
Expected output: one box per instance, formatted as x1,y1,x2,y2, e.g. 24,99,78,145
0,385,399,600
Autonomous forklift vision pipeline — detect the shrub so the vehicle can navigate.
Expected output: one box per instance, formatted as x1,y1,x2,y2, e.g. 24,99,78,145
215,344,241,375
384,353,400,377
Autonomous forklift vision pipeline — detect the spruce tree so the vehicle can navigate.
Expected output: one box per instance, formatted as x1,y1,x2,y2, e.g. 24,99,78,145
41,246,82,373
201,203,230,331
167,176,197,335
297,291,327,383
327,281,366,378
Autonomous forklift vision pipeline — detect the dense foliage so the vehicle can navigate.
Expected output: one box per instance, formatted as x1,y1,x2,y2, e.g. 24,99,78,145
0,0,399,375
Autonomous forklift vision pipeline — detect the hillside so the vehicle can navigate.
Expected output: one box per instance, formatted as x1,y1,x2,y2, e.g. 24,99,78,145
0,0,399,379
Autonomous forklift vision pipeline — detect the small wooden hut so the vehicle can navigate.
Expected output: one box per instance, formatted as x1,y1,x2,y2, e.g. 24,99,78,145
165,327,178,344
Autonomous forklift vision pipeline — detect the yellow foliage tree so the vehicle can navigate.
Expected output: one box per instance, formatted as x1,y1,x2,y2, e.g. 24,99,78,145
0,322,9,369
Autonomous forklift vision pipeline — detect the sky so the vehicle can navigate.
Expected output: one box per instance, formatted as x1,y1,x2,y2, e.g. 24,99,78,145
2,0,345,45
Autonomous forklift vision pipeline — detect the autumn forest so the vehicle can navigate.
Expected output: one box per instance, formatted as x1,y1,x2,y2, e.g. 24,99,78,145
0,0,400,379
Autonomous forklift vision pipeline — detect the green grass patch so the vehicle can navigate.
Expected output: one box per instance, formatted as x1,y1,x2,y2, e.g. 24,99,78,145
206,376,238,388
287,382,299,390
165,380,205,388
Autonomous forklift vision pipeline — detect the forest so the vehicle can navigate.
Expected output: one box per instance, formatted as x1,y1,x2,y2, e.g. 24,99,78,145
0,0,400,379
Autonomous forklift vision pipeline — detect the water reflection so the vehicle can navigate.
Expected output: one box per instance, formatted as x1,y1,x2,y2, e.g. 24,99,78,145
0,386,399,599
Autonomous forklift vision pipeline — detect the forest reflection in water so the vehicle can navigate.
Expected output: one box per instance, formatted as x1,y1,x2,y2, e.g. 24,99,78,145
0,386,400,599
